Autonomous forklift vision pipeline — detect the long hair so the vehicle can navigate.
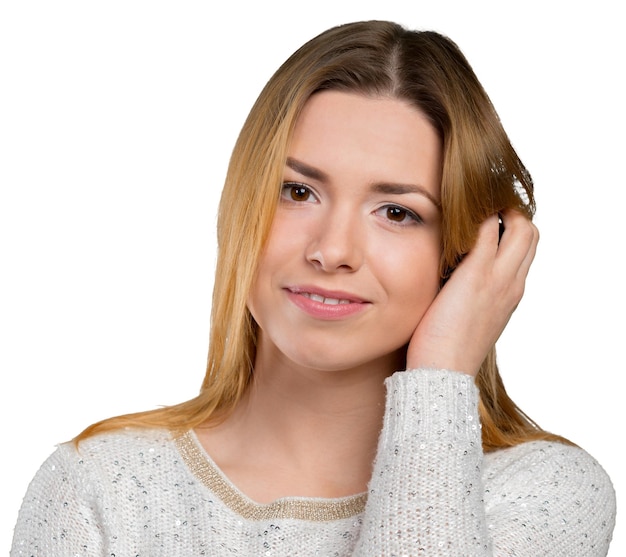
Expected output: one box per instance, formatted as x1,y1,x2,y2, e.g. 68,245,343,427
75,21,569,451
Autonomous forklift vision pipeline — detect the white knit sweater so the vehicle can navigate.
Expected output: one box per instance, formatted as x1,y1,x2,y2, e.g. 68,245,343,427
11,369,616,556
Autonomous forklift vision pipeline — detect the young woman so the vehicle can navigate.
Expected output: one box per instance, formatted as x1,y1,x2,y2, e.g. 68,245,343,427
11,20,615,556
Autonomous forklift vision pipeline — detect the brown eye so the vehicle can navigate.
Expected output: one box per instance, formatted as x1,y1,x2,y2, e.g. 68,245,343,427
386,206,409,222
290,185,311,202
375,205,422,226
281,182,316,203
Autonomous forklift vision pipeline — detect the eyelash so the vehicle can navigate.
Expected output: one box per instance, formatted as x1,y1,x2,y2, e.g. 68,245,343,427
280,181,423,226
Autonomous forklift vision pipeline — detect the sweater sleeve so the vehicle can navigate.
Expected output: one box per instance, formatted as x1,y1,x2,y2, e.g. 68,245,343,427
11,444,106,557
352,368,616,557
354,368,488,555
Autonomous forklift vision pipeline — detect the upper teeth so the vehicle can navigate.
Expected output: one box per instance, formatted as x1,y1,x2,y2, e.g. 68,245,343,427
303,293,351,305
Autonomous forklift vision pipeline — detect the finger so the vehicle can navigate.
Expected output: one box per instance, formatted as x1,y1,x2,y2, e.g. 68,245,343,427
496,210,539,271
516,221,539,279
459,213,501,267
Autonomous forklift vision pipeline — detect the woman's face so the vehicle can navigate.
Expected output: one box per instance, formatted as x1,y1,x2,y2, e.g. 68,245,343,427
248,91,443,374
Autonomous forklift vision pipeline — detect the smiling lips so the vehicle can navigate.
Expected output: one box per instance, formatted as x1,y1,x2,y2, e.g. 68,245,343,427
285,287,369,320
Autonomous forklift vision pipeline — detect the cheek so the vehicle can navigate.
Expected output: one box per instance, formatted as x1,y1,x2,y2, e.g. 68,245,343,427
246,219,297,321
263,213,304,261
379,235,441,311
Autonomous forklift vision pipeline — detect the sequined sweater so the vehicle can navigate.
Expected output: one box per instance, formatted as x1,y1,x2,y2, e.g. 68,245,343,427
11,369,616,556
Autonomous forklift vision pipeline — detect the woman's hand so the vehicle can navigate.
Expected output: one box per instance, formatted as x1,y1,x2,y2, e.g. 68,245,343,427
406,210,539,377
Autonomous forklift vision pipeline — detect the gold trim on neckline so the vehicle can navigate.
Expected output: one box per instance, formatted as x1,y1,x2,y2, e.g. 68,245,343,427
175,431,367,522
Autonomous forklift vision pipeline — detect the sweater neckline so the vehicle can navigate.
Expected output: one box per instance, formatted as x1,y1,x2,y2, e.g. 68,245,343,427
175,430,367,522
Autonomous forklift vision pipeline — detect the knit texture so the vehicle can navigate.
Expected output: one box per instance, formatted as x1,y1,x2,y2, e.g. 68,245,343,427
11,369,616,556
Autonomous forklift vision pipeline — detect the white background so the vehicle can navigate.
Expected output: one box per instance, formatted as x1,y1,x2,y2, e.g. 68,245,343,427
1,1,623,554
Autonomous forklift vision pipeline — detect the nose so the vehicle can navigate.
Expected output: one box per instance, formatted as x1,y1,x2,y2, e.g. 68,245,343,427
305,207,364,272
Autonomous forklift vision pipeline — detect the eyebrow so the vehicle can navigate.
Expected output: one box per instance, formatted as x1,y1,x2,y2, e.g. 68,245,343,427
286,157,329,182
285,157,441,209
372,183,441,209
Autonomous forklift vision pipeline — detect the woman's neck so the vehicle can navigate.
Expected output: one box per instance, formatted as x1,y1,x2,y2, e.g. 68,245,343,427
195,346,399,503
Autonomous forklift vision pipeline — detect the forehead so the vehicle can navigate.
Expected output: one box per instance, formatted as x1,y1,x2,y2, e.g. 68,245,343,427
287,91,442,199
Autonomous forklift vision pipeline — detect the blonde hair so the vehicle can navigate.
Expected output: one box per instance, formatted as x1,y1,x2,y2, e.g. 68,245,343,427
76,21,570,451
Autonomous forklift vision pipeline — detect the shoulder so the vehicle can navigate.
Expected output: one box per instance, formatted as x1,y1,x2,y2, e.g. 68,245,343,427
484,439,613,488
26,428,183,512
47,428,177,485
14,430,176,533
70,427,175,459
483,440,616,548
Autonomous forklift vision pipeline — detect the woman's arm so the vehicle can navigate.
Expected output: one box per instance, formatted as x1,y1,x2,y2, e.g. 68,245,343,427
354,368,615,556
354,368,488,555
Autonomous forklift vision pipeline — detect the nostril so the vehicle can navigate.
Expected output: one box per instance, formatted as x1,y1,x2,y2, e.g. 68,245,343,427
305,218,363,272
